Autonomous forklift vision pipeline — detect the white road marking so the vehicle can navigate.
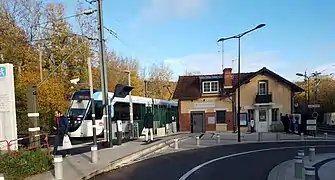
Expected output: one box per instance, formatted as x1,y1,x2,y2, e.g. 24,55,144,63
179,144,335,180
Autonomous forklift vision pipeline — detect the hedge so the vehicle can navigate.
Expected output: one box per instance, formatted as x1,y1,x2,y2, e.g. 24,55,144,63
0,148,53,180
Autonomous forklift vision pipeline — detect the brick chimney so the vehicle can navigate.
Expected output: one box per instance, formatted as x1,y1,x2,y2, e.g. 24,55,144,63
223,68,233,88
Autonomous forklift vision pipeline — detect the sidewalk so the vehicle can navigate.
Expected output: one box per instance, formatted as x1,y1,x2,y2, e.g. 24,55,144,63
27,133,192,180
267,153,335,180
176,132,335,150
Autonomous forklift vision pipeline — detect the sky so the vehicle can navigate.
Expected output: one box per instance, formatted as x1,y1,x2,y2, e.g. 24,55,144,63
48,0,335,81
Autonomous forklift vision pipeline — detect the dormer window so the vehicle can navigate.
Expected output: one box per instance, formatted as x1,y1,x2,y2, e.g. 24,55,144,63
202,81,219,93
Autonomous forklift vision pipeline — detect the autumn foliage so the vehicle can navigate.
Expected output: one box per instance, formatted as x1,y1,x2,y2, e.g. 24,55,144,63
0,0,176,134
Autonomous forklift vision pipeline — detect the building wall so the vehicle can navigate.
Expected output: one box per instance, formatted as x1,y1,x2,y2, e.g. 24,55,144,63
179,97,233,132
236,74,292,114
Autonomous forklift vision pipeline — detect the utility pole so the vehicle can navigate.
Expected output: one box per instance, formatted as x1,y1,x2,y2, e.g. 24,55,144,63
144,80,147,97
96,0,111,147
38,28,43,82
27,85,40,148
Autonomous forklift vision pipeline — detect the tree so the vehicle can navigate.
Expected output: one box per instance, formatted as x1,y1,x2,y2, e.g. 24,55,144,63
1,0,180,135
147,62,174,99
294,76,335,115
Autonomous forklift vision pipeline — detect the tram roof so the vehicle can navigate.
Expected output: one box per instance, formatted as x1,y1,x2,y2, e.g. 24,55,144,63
93,91,178,106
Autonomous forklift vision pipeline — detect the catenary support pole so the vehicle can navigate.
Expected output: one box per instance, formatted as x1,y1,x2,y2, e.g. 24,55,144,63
27,85,40,148
96,0,111,147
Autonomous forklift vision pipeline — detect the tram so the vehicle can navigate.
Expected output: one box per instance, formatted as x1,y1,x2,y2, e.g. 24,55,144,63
66,89,178,138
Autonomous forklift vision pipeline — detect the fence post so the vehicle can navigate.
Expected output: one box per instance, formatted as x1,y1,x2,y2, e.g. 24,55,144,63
304,166,315,180
174,138,179,149
216,134,220,144
309,147,315,162
6,140,10,153
91,145,98,163
294,156,303,179
54,155,63,179
196,136,200,147
0,173,4,180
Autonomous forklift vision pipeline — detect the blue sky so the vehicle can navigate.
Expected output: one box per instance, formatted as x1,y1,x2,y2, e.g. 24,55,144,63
48,0,335,81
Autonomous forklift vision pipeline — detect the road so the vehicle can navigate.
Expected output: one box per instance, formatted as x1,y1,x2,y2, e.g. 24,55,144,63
94,141,335,180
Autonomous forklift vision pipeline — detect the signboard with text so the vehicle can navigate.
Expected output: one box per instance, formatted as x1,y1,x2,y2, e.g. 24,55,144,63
0,64,17,151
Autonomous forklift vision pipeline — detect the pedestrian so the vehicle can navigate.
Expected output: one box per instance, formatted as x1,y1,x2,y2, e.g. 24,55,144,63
53,110,71,157
143,107,154,142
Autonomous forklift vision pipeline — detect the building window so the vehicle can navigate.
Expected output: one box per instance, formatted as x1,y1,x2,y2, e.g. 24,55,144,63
202,81,219,93
259,109,267,122
216,110,226,123
272,108,279,122
258,81,268,95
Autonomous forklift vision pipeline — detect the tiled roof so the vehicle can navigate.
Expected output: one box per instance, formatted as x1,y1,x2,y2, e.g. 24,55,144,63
172,67,304,100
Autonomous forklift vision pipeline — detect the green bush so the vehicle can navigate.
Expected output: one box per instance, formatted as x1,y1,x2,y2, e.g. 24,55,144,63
0,148,53,180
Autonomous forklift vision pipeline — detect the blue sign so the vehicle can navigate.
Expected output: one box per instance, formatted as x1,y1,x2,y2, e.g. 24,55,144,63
0,66,6,78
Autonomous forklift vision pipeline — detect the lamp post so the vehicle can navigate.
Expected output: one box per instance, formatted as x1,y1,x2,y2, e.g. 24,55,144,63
217,24,266,142
123,70,134,139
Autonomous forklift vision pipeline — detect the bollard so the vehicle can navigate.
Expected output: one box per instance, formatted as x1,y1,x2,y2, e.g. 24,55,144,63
324,132,328,140
196,136,200,147
304,166,315,180
174,138,179,150
54,155,63,179
298,149,305,157
300,132,304,140
216,134,220,144
276,132,280,141
308,147,315,162
258,132,262,141
294,156,303,179
0,173,4,180
91,145,98,163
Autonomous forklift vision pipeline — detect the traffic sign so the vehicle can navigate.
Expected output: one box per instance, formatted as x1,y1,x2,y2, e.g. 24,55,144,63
308,104,320,108
312,112,319,119
306,126,317,131
307,119,316,125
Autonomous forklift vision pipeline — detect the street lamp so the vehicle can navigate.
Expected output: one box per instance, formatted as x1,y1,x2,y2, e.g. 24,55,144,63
123,70,134,139
217,24,266,142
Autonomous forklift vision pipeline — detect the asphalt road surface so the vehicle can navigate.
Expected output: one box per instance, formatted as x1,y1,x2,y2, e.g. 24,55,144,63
94,141,335,180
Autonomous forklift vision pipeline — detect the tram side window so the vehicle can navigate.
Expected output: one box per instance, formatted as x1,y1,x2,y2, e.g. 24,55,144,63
85,106,92,120
95,101,104,120
113,102,141,121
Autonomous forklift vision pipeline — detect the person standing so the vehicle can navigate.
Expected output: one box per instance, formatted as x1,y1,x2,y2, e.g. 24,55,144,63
53,110,71,157
143,107,154,142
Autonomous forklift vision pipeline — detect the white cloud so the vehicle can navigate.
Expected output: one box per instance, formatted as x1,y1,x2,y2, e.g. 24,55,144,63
136,0,206,24
164,51,334,82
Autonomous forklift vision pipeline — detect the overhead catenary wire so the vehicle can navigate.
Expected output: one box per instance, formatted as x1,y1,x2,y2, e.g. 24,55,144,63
36,44,84,89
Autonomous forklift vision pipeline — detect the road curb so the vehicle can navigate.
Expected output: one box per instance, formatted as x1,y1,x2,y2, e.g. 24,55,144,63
81,134,192,180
